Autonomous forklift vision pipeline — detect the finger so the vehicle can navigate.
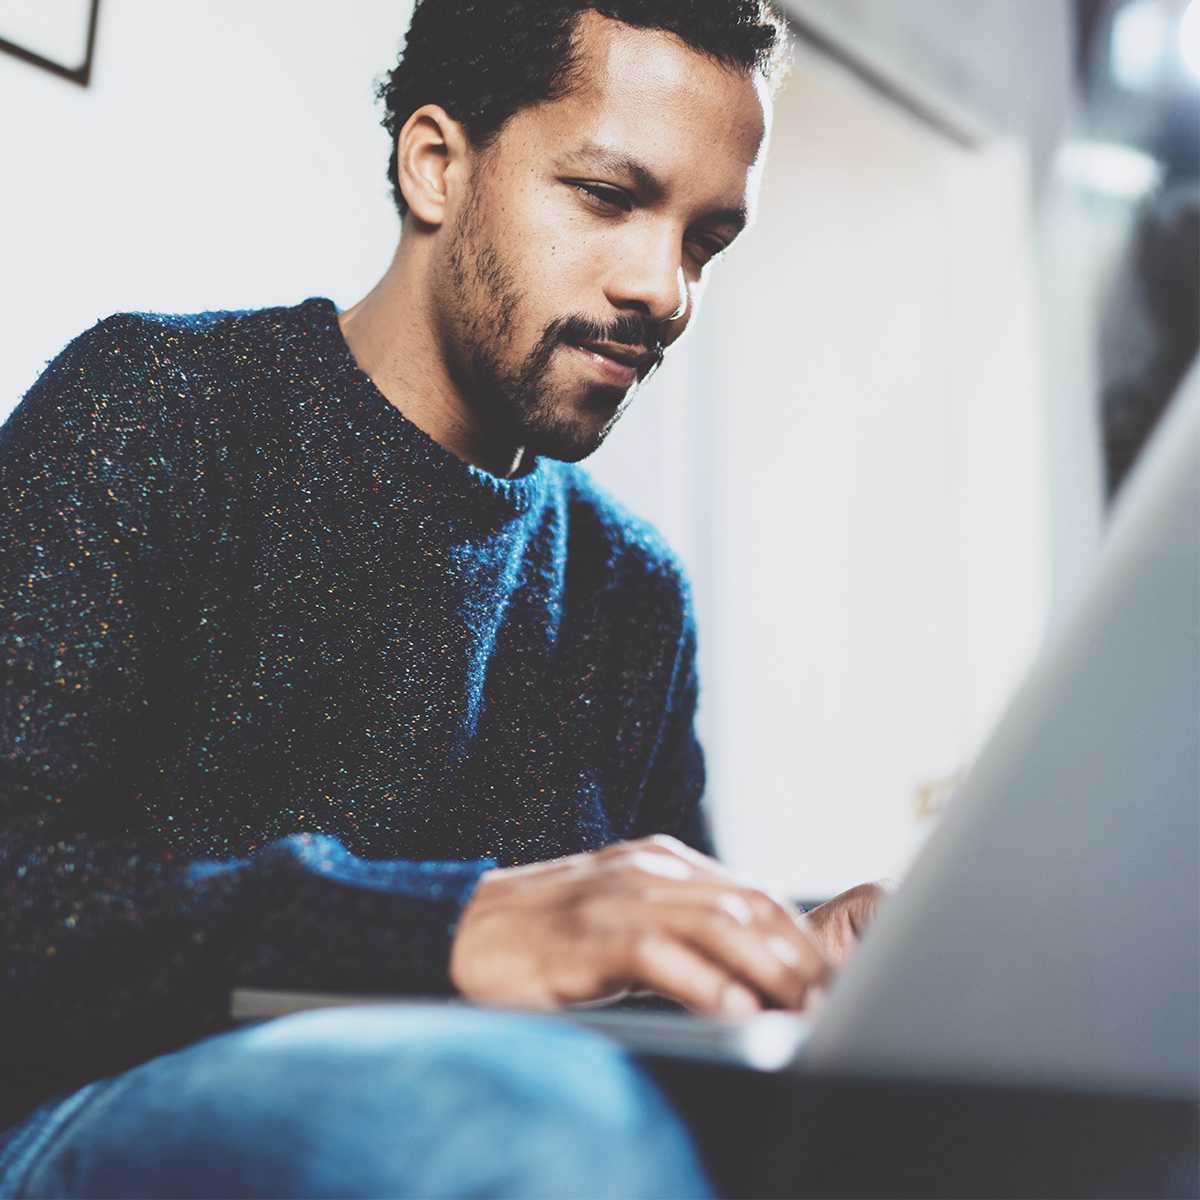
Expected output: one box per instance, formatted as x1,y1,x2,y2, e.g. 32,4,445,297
619,835,733,878
640,887,759,930
638,881,827,975
849,881,892,934
632,839,809,914
682,908,828,1009
801,882,889,965
623,849,694,881
623,932,763,1018
634,896,828,1009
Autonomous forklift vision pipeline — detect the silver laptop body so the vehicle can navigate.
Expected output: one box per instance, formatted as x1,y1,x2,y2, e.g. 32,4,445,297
801,364,1200,1101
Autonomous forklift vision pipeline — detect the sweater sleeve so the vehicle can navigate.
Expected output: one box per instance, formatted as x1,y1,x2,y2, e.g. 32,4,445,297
0,319,490,1096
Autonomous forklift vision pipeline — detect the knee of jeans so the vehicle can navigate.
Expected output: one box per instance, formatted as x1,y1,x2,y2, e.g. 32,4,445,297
239,1005,668,1134
233,1007,709,1196
23,1009,712,1200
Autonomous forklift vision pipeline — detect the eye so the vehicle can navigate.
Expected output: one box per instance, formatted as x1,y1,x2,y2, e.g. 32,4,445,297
571,181,633,213
685,232,728,268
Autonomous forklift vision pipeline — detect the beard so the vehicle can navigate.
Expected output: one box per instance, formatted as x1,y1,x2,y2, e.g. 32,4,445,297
464,309,663,463
438,191,665,464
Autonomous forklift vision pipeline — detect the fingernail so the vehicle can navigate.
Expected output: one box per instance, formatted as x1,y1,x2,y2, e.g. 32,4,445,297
720,983,760,1018
767,934,800,967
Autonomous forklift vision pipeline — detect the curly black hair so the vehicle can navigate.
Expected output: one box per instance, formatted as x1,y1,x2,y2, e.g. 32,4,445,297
378,0,786,216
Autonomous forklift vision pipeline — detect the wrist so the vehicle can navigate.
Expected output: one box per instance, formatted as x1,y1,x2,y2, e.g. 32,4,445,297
449,865,506,995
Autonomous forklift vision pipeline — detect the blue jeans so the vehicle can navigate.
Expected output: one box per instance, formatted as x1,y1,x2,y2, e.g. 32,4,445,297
0,1007,714,1199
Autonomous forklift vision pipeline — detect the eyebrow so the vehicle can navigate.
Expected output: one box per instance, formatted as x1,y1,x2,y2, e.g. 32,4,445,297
560,142,749,234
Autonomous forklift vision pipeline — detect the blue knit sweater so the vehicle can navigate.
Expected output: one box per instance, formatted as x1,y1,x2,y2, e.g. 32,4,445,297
0,297,707,1123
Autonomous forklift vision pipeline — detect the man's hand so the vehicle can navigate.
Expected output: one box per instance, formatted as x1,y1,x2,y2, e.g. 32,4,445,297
801,881,892,969
450,835,830,1018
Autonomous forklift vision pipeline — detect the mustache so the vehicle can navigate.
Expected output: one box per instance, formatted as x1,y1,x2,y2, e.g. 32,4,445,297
545,313,665,376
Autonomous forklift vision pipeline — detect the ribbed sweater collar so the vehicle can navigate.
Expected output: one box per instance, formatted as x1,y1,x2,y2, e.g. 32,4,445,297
299,296,554,521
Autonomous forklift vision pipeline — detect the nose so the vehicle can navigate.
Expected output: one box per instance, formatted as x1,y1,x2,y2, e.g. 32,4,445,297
605,229,689,329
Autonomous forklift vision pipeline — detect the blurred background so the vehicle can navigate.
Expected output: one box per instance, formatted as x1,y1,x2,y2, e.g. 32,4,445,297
1,0,1196,899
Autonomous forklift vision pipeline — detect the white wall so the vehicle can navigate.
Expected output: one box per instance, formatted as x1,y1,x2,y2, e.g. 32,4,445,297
704,45,1050,896
3,4,1061,900
775,0,1105,639
0,0,411,409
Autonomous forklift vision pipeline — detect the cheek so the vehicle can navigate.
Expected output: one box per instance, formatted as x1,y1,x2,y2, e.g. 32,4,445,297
509,188,614,317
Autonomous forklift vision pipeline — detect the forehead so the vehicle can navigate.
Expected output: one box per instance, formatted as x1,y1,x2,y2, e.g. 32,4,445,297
499,12,769,204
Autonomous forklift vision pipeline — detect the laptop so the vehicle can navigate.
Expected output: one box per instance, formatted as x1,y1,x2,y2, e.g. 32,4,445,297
233,362,1200,1103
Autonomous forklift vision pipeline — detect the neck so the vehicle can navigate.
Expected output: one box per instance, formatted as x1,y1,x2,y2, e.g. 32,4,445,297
338,237,526,478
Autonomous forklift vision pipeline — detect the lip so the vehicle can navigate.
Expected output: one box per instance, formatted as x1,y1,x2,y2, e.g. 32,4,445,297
567,341,652,388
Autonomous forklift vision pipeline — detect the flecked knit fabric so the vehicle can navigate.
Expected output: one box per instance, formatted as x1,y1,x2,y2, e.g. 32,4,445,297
0,297,707,1125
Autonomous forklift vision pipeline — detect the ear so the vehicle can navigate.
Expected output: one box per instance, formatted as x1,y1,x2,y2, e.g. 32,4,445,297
396,104,471,227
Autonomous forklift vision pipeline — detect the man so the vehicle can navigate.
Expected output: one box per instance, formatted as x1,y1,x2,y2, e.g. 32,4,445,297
0,1,882,1195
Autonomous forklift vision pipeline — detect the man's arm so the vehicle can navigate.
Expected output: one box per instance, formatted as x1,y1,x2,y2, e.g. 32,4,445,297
0,320,491,1088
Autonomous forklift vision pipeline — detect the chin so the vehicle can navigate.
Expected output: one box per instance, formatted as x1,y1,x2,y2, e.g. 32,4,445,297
522,422,612,463
518,385,629,463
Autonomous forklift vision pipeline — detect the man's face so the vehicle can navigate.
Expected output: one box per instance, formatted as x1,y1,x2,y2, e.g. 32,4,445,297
431,12,769,463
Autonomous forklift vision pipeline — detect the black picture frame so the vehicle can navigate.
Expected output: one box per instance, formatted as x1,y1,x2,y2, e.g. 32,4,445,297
0,0,101,88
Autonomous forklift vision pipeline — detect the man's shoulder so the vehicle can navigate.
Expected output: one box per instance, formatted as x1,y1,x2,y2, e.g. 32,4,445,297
67,297,333,372
7,298,337,438
558,465,691,603
2,299,338,489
